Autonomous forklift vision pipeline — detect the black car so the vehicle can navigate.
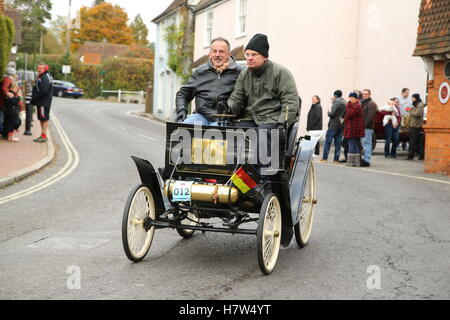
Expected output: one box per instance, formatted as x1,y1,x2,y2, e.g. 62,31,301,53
53,80,83,99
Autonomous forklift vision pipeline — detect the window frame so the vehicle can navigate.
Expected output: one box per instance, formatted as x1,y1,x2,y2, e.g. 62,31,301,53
204,10,214,48
235,0,247,38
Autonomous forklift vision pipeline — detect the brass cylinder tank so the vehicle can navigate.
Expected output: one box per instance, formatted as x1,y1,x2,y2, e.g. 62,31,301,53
164,180,239,204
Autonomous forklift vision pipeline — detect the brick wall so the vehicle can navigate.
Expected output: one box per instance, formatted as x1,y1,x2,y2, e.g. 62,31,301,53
0,0,4,14
424,60,450,176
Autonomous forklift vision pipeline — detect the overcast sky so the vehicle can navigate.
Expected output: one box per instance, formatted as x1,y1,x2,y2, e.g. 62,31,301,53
50,0,173,42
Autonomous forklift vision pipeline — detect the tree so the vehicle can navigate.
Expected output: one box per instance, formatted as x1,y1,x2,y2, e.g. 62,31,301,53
0,15,15,75
92,0,104,6
130,14,149,46
71,2,134,52
11,0,52,55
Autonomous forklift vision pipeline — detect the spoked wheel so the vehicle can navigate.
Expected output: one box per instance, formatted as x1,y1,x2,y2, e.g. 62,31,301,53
176,211,200,239
257,193,282,275
294,161,317,248
122,184,156,262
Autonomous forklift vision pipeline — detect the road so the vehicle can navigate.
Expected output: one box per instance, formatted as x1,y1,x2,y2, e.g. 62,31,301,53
0,98,449,300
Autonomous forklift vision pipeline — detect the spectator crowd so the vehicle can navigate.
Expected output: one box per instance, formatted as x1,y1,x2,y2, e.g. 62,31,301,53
315,87,425,167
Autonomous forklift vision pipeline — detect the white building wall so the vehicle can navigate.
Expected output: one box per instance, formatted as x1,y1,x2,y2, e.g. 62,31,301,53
354,0,426,104
153,12,186,121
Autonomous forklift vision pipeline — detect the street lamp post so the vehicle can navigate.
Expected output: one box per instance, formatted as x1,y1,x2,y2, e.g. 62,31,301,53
66,0,72,53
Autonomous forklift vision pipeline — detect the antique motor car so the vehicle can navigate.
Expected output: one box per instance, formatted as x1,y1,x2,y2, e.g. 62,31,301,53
122,114,321,275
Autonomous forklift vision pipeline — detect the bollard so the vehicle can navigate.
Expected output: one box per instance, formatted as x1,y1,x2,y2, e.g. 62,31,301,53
24,94,33,136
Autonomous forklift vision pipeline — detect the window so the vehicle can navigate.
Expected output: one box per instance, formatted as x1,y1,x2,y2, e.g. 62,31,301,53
445,61,450,80
205,10,214,46
236,0,247,37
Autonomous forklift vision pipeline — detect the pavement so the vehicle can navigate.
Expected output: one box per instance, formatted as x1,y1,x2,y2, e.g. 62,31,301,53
0,114,55,188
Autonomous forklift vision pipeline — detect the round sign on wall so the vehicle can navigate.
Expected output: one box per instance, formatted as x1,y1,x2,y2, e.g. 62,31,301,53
439,82,450,104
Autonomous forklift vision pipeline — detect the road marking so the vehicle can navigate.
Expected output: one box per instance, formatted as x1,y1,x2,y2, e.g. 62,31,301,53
135,133,157,142
317,161,450,185
126,111,165,127
0,113,80,205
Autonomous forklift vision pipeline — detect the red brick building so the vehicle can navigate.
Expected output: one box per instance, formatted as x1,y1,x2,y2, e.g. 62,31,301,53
414,0,450,176
78,41,130,65
0,0,4,15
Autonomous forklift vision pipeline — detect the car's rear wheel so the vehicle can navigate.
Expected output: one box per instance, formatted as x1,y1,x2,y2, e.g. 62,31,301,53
57,91,63,98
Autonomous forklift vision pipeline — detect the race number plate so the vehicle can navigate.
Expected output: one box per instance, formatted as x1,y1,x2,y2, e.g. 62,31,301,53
172,181,194,202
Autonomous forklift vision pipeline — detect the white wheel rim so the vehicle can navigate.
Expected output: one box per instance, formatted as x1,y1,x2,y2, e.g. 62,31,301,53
300,162,316,243
127,187,155,259
262,196,282,272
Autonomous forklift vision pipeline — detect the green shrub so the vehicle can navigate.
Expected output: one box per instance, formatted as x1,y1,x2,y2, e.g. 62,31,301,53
101,57,153,92
0,15,15,76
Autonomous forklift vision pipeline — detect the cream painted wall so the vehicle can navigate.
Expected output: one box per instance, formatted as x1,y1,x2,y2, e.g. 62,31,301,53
192,0,426,134
354,0,426,104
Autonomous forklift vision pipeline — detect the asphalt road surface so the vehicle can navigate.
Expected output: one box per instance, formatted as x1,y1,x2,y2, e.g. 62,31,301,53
0,98,449,300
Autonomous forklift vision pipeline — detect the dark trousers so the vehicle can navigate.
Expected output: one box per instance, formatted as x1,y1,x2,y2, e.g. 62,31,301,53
3,113,21,134
322,128,343,161
348,138,360,154
384,123,399,157
408,127,424,159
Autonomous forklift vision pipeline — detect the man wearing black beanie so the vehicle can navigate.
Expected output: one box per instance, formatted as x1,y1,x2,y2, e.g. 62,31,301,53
227,33,300,174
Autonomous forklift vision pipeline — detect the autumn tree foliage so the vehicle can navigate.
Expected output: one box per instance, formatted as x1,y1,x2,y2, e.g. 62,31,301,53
71,2,133,52
130,14,149,46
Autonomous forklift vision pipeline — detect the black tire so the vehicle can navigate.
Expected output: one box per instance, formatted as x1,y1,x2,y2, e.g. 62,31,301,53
372,134,377,150
122,184,156,262
257,193,282,275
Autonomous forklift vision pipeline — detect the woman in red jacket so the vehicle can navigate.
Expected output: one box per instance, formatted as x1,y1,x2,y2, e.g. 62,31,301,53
344,92,365,166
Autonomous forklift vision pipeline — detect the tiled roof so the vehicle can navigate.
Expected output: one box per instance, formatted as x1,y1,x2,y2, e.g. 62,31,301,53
192,45,245,68
193,0,224,13
79,41,130,64
414,0,450,56
152,0,187,23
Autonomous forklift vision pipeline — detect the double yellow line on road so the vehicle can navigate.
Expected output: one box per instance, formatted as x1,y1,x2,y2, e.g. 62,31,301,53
0,114,80,205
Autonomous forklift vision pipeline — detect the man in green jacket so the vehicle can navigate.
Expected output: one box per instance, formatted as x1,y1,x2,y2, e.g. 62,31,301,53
227,34,300,173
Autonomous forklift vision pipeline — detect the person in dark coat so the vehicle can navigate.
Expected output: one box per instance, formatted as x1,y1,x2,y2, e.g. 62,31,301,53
3,83,23,142
31,64,54,143
407,93,425,160
343,92,365,167
176,37,243,125
307,95,323,156
321,90,346,163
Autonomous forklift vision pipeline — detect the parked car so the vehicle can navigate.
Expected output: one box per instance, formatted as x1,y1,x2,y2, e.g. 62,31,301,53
53,80,83,99
373,110,426,150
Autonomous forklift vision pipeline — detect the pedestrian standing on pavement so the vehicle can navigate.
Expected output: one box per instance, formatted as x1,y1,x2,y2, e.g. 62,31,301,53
398,88,412,150
31,64,54,143
380,98,401,158
406,93,425,160
176,37,243,125
307,95,323,156
360,89,378,167
3,82,23,142
321,90,346,163
398,88,413,117
0,67,17,138
343,92,365,167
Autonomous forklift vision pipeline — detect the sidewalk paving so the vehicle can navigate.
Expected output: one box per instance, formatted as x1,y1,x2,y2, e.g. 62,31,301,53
0,114,55,188
316,142,450,183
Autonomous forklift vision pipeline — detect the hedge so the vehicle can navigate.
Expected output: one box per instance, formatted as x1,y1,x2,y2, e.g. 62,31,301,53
16,53,153,98
0,15,15,76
